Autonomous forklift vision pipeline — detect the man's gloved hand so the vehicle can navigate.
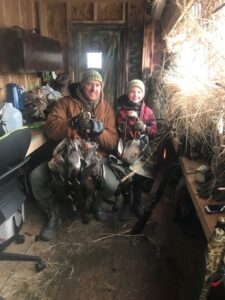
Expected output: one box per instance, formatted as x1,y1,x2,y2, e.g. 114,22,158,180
70,112,91,132
89,119,104,135
133,121,146,132
70,113,104,135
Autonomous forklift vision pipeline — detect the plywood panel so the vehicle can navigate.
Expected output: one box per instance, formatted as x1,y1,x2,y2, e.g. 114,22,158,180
1,0,21,27
97,2,124,21
70,2,94,21
46,3,68,70
19,0,35,29
46,3,67,40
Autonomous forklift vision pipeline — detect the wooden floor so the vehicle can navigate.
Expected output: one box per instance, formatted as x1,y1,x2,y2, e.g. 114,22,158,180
1,181,225,300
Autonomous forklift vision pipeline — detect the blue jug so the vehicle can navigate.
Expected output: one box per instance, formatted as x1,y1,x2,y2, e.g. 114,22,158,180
6,83,25,110
17,86,25,110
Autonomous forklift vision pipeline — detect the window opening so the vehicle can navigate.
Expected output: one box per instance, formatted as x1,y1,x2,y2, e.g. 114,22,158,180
87,52,102,69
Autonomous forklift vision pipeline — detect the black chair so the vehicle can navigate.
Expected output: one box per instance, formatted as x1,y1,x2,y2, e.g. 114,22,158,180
0,127,46,272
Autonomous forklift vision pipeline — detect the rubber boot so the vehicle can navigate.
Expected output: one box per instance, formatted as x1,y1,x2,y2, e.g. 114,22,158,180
119,200,131,221
38,197,61,241
119,183,132,221
119,186,131,221
91,196,108,222
132,190,144,218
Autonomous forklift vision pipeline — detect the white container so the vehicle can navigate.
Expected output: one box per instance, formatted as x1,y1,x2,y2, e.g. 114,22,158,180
1,102,23,133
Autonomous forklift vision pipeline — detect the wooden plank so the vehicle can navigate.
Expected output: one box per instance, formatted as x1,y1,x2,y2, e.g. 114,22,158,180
70,1,94,21
96,2,124,22
45,1,68,71
1,0,21,27
0,0,35,29
18,0,22,26
0,0,5,26
38,0,48,36
19,0,36,29
29,0,36,29
94,2,98,22
141,13,153,74
162,0,196,39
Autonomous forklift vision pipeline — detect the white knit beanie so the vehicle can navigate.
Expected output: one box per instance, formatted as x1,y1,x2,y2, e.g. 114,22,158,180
127,79,145,97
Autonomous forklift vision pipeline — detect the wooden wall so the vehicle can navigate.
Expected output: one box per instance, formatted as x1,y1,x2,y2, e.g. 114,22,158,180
39,0,146,81
0,0,40,102
0,0,156,102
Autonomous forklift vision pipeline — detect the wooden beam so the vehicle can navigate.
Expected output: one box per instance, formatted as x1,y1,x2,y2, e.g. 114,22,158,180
94,2,98,22
142,12,153,74
162,0,196,39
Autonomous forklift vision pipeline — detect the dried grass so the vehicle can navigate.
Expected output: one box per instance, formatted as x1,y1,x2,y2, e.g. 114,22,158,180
159,0,225,172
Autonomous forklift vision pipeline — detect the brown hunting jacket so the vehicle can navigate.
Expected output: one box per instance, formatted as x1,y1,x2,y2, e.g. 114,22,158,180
46,95,119,154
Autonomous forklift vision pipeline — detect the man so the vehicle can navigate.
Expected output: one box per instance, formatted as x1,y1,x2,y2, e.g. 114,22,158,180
30,70,119,241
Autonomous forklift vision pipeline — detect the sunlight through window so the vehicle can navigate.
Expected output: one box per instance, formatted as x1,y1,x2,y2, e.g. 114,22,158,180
87,52,102,69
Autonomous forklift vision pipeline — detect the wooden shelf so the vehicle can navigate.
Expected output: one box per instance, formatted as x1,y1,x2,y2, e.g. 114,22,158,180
181,157,225,241
171,133,225,241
